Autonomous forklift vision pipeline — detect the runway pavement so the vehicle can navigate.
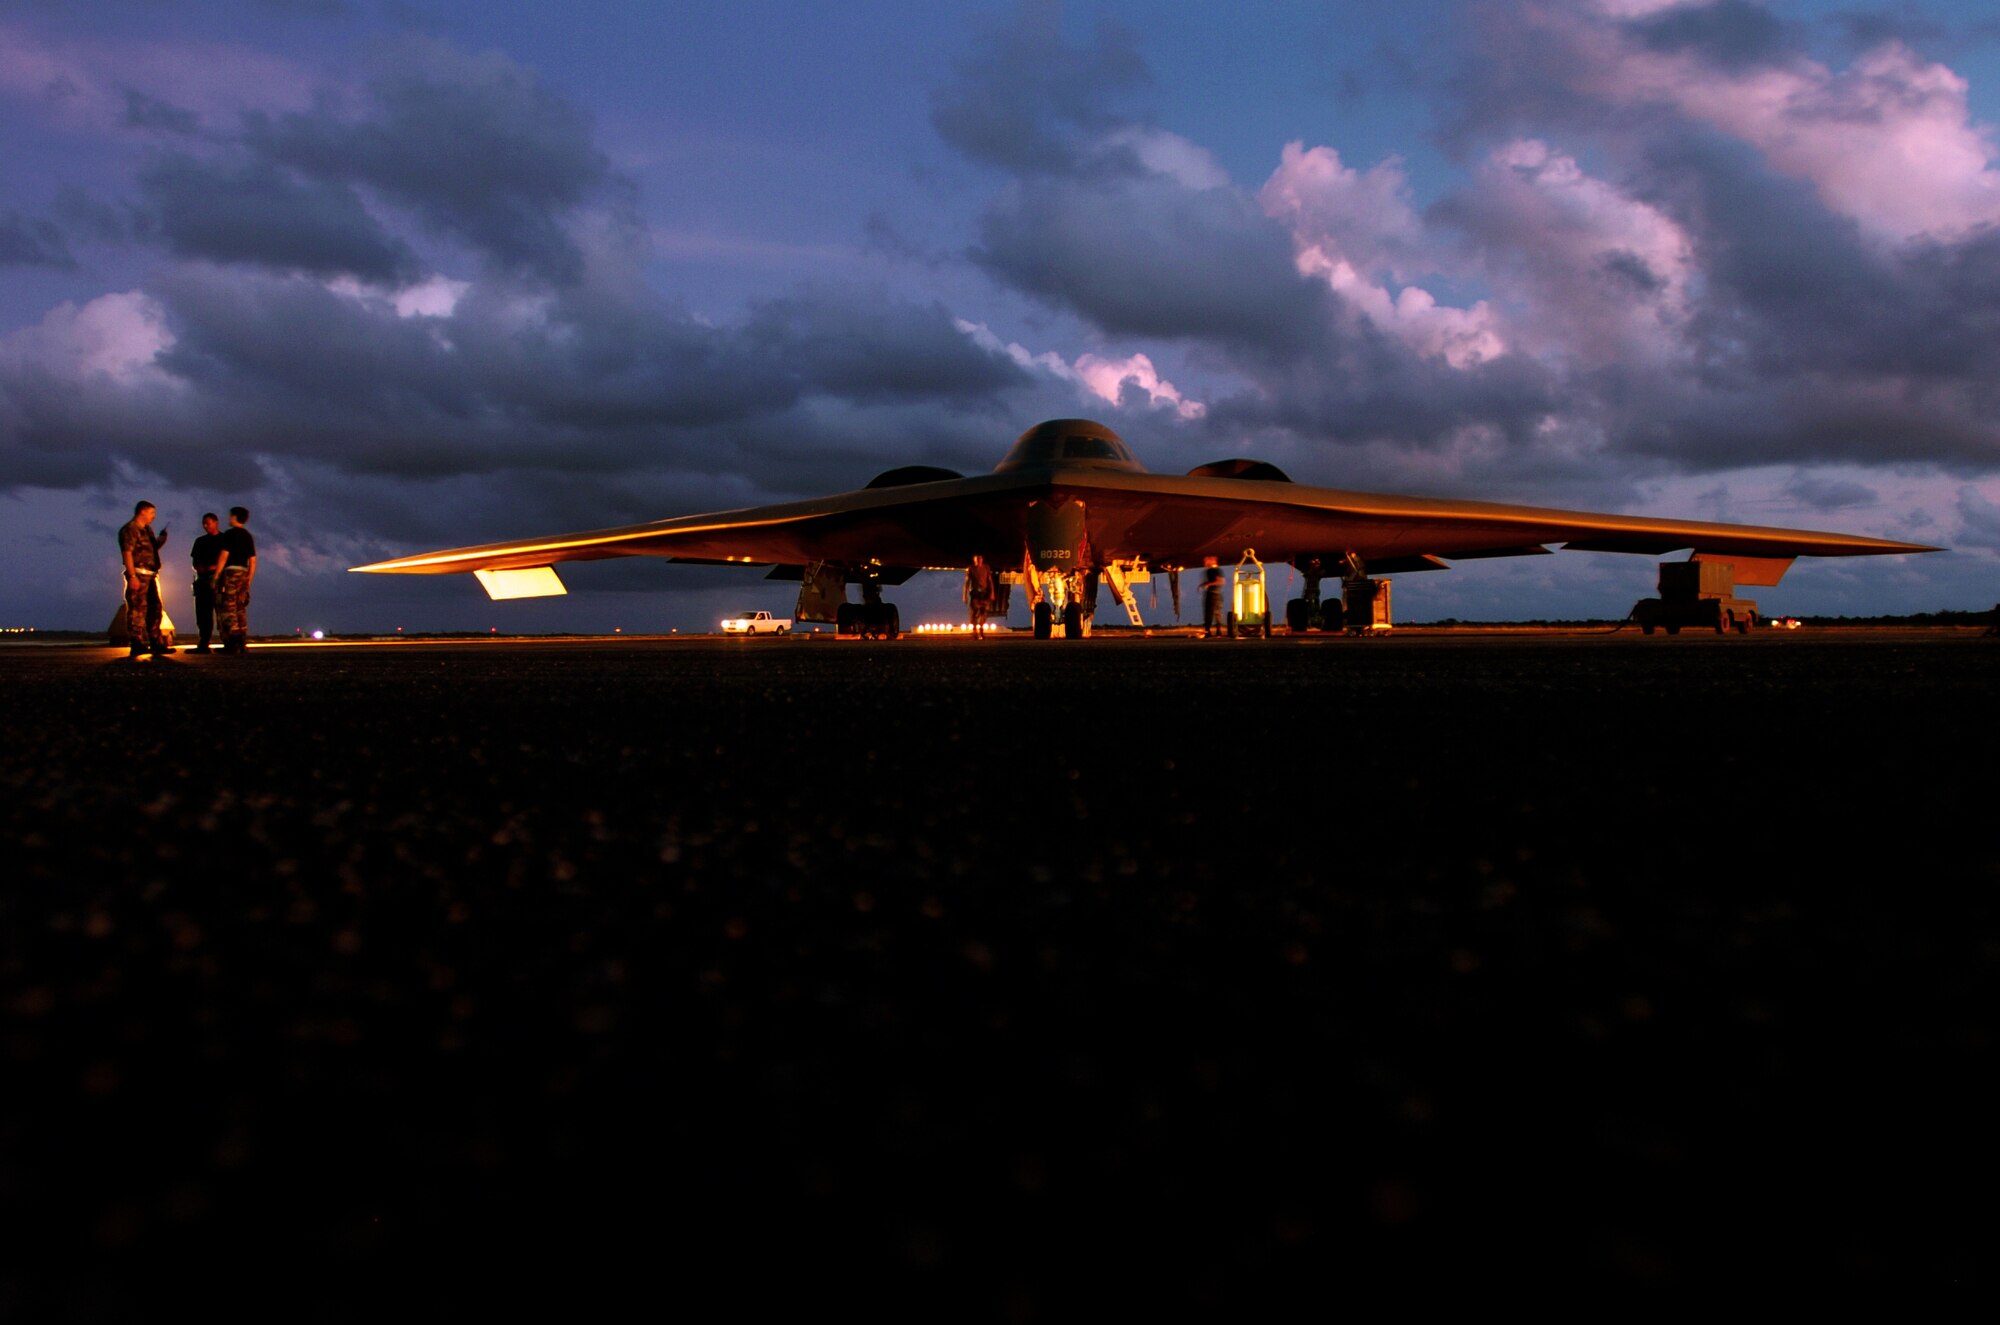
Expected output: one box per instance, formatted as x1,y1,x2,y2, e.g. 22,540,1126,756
4,630,1995,1311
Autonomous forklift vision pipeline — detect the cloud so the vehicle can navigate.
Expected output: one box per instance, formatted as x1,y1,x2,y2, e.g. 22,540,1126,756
2,291,177,387
929,4,1149,177
971,170,1326,352
0,211,76,269
933,8,1579,480
138,154,420,281
743,287,1027,404
1073,352,1204,420
0,23,316,135
956,321,1203,419
244,38,621,283
1431,138,1693,367
0,19,1061,551
1259,143,1429,280
1260,143,1507,370
1630,0,1792,71
120,87,199,135
9,2,2000,626
0,250,1039,539
1783,473,1878,511
1956,485,2000,554
0,291,204,488
1469,3,2000,243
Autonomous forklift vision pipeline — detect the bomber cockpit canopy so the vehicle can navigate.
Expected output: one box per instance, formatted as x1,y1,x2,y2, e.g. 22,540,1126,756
994,419,1147,474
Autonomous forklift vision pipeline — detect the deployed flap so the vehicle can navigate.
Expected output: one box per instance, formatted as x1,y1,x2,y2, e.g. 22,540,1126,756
765,562,919,585
1694,552,1794,587
474,567,567,600
1367,554,1450,574
1560,536,1691,555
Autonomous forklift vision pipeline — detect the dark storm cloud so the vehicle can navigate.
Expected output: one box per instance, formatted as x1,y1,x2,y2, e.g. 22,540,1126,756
1434,2,1608,155
1629,132,1901,376
1830,8,1950,55
971,174,1323,353
0,17,1054,547
1405,7,2000,479
935,6,1576,467
1785,473,1878,510
744,287,1027,403
1630,0,1797,72
932,2,2000,495
138,154,419,281
0,311,248,492
929,3,1149,177
0,212,75,269
121,88,200,135
0,251,1029,546
1203,331,1560,460
1602,130,2000,469
244,38,616,283
1954,486,2000,553
134,267,783,478
1879,227,2000,382
50,186,129,246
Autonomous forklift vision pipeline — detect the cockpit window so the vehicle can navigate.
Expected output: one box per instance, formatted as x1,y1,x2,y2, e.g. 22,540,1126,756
1064,437,1123,460
995,421,1146,473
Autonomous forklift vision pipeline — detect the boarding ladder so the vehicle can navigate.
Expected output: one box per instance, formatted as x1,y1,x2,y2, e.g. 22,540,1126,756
1104,562,1146,627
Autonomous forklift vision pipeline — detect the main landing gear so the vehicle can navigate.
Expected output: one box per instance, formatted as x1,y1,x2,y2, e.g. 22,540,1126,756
1284,553,1391,634
828,565,900,639
835,601,900,639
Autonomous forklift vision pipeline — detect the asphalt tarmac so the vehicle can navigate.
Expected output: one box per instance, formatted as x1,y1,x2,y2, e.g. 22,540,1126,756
4,629,1995,1312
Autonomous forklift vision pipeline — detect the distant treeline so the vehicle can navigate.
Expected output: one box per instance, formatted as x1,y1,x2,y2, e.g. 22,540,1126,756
1795,609,1997,626
1418,610,1999,626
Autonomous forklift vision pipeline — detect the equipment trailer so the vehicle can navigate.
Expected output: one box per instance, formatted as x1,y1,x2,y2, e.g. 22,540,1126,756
1632,561,1758,635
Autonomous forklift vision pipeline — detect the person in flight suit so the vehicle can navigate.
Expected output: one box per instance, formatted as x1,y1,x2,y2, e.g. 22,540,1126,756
1201,556,1224,638
212,506,257,654
188,512,223,653
118,500,172,659
963,553,996,638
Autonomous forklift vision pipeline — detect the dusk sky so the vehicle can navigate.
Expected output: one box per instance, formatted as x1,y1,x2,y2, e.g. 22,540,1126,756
5,0,2000,633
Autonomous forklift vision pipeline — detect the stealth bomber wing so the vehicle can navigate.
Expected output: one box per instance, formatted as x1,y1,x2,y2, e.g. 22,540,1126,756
353,418,1937,622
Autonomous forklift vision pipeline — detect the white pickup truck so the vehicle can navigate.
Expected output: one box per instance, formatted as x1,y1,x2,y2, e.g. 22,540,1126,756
720,610,792,635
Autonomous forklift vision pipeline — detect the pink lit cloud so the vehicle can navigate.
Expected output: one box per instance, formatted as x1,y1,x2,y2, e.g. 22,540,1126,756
1545,6,2000,242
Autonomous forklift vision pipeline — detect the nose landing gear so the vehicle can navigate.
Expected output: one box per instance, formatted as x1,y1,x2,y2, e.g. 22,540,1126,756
1029,572,1087,638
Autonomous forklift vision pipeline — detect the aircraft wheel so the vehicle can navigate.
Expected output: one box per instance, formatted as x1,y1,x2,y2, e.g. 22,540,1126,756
1033,601,1053,639
1665,624,1680,636
885,606,900,640
836,604,858,636
1062,601,1083,638
1286,598,1309,633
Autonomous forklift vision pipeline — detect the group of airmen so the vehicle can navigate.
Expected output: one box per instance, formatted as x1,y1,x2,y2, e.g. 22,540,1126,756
958,551,1233,637
118,500,258,658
